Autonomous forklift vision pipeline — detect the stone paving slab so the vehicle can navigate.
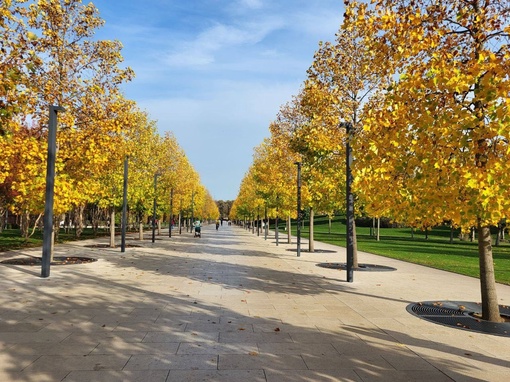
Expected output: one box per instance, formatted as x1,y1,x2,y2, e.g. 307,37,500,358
0,224,509,381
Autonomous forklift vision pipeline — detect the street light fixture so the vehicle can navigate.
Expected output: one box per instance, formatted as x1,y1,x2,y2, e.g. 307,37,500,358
42,105,65,278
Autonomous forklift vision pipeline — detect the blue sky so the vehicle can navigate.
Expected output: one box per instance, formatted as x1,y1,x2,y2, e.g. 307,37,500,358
92,0,345,200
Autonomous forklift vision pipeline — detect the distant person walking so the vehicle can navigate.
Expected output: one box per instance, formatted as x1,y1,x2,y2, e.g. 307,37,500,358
194,220,201,237
216,220,220,230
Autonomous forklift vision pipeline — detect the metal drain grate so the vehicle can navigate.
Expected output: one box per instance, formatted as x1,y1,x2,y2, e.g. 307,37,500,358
407,301,510,337
288,249,337,253
410,304,466,317
316,262,397,272
1,256,98,266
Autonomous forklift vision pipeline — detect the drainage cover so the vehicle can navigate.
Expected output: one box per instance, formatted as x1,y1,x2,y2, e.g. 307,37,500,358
406,301,510,337
288,249,336,253
316,262,396,272
85,244,140,248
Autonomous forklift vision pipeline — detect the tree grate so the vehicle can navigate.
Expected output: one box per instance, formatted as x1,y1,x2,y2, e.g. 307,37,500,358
406,301,510,337
316,262,397,272
1,256,97,266
288,249,337,253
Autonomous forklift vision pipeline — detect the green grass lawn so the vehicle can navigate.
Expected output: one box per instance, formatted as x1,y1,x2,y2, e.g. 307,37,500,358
290,215,510,285
0,223,171,252
0,227,127,252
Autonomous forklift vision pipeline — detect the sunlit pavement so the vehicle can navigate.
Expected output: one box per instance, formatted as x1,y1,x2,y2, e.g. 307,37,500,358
0,224,509,382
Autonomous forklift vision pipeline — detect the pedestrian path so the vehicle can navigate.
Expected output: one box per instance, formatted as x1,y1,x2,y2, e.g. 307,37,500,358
0,224,509,381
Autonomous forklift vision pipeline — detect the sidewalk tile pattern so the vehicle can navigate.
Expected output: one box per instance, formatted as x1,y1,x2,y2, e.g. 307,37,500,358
0,224,509,381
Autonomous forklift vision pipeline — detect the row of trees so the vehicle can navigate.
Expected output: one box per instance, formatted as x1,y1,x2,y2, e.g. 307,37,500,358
0,1,218,239
232,0,510,322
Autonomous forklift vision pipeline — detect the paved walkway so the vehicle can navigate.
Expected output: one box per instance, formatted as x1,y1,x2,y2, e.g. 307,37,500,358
0,224,509,382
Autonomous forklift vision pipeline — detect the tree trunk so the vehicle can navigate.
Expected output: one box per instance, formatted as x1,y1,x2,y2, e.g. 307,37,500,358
53,215,60,242
328,215,332,234
110,209,115,248
157,218,161,236
287,215,291,244
477,221,502,322
75,205,84,238
275,216,279,245
20,211,30,241
0,206,5,233
51,215,60,261
91,205,99,237
377,217,380,241
28,213,43,238
139,220,143,240
64,212,68,233
450,224,454,244
308,207,314,253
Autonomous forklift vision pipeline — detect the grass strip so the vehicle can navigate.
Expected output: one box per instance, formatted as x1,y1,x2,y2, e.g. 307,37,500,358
290,215,510,285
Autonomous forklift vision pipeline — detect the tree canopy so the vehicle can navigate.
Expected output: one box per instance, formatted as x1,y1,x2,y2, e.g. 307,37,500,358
234,0,510,322
0,0,217,235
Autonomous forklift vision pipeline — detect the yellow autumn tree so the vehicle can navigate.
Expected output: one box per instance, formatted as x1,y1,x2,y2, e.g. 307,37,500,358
91,97,140,245
36,0,131,234
2,0,134,237
346,0,510,322
299,19,389,257
255,124,307,241
233,164,266,226
199,190,220,222
1,1,35,233
167,151,202,231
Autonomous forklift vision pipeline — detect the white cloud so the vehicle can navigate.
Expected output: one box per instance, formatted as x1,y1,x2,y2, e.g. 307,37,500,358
136,79,298,200
292,9,343,39
92,0,345,200
164,19,284,67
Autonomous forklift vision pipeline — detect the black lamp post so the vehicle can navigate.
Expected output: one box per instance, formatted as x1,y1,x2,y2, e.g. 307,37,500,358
275,195,279,246
257,207,260,236
341,122,354,282
295,161,302,257
264,203,268,240
169,188,173,238
190,190,195,233
41,105,65,278
179,199,182,235
121,156,128,252
152,173,160,243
